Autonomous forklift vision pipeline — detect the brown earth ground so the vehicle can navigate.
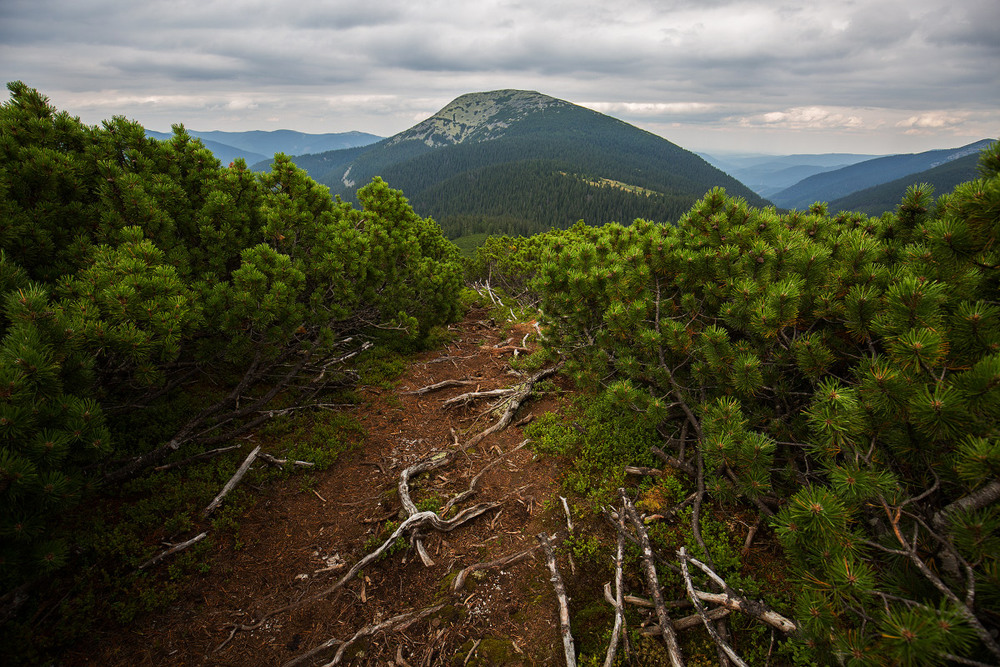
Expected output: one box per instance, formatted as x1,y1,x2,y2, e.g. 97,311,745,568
66,307,582,666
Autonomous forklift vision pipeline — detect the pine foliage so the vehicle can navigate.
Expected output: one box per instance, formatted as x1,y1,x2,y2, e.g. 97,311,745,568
528,142,1000,664
0,83,462,589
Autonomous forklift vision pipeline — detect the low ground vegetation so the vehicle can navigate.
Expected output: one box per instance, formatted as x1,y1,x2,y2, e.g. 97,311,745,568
2,84,998,665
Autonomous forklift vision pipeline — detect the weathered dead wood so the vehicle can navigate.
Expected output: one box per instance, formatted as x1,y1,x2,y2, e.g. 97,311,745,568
452,545,540,592
876,497,1000,661
620,491,684,667
650,445,695,477
259,452,315,469
603,507,680,575
679,547,748,667
741,517,763,557
680,550,798,634
442,387,515,408
639,606,732,635
285,603,446,667
220,504,499,651
625,465,664,478
139,532,208,570
422,354,475,365
153,444,241,472
623,595,692,610
462,363,564,450
401,379,476,395
399,450,458,566
602,511,628,667
538,532,576,667
203,445,261,518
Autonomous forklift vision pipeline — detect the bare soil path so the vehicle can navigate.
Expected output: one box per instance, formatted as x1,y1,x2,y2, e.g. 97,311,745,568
71,307,575,666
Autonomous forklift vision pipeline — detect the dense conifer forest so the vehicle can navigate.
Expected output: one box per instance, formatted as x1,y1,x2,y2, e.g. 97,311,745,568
2,83,999,665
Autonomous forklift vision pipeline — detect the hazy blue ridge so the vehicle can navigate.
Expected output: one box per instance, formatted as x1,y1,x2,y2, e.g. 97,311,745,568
146,129,382,169
829,151,984,215
769,139,993,210
700,152,882,197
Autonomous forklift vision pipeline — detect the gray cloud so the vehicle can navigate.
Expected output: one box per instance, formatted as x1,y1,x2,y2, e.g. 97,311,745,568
1,0,997,154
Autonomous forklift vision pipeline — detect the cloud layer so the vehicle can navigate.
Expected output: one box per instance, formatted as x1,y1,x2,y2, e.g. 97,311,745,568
2,0,997,153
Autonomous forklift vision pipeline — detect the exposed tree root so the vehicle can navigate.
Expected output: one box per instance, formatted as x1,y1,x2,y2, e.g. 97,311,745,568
402,379,477,395
217,504,499,653
284,603,446,667
452,544,540,593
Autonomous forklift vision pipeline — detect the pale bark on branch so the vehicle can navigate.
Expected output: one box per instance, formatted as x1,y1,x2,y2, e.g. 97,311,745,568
620,490,684,667
679,547,749,667
138,532,208,570
203,445,261,518
538,532,576,667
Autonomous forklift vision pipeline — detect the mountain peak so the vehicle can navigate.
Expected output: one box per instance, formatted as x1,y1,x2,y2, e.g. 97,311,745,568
388,90,570,148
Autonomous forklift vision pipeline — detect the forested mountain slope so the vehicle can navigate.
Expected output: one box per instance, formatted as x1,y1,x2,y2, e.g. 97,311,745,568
291,90,769,237
770,138,993,209
829,151,982,214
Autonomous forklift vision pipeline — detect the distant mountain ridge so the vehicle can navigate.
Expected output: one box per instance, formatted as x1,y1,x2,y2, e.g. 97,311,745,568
284,90,769,238
146,129,381,167
700,152,884,199
829,151,985,215
770,139,994,210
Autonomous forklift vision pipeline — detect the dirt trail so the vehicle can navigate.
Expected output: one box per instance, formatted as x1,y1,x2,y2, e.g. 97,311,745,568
76,307,575,666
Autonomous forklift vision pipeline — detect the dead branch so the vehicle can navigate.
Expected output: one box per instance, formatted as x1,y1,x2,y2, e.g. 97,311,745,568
422,354,475,365
259,452,315,469
650,445,695,477
153,444,241,472
452,545,540,592
401,379,476,395
932,479,1000,531
538,532,576,667
620,490,684,667
879,497,1000,661
603,506,680,575
625,465,664,478
623,595,692,610
680,551,798,634
639,607,732,635
679,547,748,667
742,517,763,557
602,511,628,667
691,448,715,571
203,445,261,518
139,532,208,570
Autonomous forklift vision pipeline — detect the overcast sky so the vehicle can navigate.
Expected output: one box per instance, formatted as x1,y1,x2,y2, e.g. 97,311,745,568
2,0,997,155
